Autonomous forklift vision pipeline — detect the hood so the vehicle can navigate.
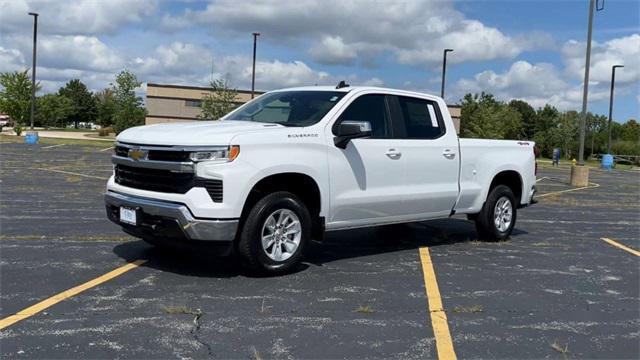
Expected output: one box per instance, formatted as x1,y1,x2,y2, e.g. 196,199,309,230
116,120,283,146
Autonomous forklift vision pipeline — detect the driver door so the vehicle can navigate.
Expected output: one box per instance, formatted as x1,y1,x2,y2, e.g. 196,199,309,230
326,94,407,230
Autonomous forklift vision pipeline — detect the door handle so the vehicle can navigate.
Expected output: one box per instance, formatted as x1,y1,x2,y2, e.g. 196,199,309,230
442,149,456,159
385,148,402,159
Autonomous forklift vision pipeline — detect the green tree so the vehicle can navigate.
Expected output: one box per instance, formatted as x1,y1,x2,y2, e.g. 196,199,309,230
554,111,579,159
532,105,561,157
58,79,97,129
508,99,536,140
0,69,39,126
620,119,640,142
460,92,522,140
112,70,146,134
198,78,238,120
95,88,116,127
36,94,73,128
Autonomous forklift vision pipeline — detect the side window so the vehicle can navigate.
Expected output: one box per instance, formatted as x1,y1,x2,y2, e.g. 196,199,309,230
397,96,444,139
335,94,390,138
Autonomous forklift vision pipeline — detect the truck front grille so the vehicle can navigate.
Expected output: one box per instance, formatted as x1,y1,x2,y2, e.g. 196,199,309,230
114,145,190,162
114,165,223,202
115,165,194,193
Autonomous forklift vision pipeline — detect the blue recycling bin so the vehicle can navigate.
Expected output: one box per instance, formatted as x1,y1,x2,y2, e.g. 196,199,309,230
24,131,39,144
601,154,614,170
552,148,561,166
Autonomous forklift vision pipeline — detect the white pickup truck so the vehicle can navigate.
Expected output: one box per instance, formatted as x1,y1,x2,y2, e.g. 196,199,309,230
105,85,537,273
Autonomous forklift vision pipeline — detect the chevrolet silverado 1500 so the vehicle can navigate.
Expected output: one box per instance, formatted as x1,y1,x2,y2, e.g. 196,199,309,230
105,85,536,273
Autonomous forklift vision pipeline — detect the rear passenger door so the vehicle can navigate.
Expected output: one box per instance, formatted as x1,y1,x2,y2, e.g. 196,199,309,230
389,95,459,218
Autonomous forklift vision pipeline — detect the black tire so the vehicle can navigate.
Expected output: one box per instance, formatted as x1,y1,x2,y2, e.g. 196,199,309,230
474,185,517,241
237,191,311,274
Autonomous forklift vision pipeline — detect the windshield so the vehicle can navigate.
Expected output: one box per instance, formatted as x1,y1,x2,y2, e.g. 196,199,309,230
225,91,346,127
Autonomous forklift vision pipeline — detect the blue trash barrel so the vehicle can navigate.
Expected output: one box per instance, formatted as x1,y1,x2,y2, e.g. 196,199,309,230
552,148,561,166
24,131,39,144
601,154,614,170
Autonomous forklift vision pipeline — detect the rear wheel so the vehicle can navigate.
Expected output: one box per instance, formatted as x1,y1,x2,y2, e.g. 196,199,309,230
238,191,311,274
474,185,517,241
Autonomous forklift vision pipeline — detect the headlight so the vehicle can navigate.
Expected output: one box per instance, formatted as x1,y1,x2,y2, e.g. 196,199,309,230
189,145,240,163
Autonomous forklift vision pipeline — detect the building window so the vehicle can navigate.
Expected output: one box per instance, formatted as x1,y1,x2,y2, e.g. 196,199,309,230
185,99,202,107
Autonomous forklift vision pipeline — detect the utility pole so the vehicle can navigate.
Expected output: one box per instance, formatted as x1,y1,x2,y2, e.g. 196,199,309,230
577,0,596,166
607,65,624,154
28,12,38,130
251,32,260,99
440,49,453,99
571,0,602,186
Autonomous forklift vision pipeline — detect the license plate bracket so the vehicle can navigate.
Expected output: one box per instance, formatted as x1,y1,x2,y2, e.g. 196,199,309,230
119,206,139,225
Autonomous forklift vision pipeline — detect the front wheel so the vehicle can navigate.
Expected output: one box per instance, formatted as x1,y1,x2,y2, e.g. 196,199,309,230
474,185,517,241
237,191,311,274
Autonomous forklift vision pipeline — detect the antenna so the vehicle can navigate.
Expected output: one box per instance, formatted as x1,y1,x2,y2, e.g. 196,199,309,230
336,80,349,89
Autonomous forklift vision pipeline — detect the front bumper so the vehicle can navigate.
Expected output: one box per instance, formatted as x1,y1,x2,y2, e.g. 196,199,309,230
105,191,238,242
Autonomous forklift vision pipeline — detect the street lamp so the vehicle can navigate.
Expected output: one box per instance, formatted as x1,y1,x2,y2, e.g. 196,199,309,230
607,65,624,154
28,12,38,130
251,32,260,99
440,49,453,99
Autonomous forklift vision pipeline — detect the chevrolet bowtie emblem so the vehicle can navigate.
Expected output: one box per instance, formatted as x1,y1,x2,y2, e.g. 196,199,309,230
128,149,148,161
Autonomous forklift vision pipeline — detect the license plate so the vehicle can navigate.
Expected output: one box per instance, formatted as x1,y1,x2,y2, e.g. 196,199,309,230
119,206,138,225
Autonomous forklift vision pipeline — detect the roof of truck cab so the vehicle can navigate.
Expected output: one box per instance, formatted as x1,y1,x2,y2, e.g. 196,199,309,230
268,86,442,101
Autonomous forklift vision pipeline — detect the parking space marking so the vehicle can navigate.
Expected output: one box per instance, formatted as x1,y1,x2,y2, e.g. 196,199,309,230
0,259,147,331
419,247,457,360
536,181,600,198
600,237,640,257
99,146,114,152
32,167,109,180
41,144,66,149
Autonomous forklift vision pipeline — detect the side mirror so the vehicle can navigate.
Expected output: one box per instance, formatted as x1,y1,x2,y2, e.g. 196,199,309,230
334,121,372,149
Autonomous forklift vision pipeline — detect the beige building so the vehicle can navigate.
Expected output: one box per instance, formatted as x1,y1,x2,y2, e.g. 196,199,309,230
146,83,461,133
145,83,260,125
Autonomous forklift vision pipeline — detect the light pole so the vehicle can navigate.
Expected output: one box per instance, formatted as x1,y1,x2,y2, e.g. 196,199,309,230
251,32,260,99
607,65,624,154
28,12,38,130
440,49,453,99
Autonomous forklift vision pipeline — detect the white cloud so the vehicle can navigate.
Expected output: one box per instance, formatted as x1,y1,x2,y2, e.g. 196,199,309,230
0,0,156,36
174,0,550,66
451,33,640,111
0,47,26,73
247,60,332,89
562,34,640,85
452,60,609,110
360,77,385,87
309,36,357,65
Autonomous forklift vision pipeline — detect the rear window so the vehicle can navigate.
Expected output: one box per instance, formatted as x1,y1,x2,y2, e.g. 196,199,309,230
397,96,444,139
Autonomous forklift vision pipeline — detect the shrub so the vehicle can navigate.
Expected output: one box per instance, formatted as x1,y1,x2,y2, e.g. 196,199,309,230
13,124,23,136
98,127,113,136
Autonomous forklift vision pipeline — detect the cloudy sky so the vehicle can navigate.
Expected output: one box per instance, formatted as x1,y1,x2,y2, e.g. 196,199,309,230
1,0,638,121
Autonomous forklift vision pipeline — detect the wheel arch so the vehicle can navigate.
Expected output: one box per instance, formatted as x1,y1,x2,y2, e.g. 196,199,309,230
488,170,523,206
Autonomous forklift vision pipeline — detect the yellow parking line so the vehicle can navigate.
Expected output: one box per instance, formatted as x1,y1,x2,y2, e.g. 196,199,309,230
600,238,640,257
536,181,600,198
0,259,147,331
31,167,109,180
419,247,457,360
41,144,66,149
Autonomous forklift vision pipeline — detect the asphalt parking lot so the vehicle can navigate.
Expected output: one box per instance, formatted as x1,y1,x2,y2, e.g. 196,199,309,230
1,141,639,359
